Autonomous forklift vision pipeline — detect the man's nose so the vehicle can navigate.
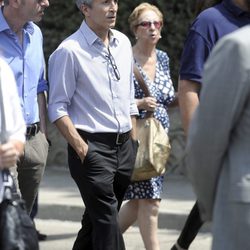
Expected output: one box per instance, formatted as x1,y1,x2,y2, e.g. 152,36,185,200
41,0,50,8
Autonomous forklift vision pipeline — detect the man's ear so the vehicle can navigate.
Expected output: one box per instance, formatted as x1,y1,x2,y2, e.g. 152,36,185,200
80,3,90,17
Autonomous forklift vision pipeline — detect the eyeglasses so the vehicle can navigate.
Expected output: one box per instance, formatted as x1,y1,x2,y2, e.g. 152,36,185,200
106,47,120,81
137,21,162,29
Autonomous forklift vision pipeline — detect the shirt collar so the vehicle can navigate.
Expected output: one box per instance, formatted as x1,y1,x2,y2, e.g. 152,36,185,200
0,7,34,35
79,20,119,47
223,0,250,17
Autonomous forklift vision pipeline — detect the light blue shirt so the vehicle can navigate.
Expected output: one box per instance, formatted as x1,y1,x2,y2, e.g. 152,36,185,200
0,8,48,125
48,21,138,133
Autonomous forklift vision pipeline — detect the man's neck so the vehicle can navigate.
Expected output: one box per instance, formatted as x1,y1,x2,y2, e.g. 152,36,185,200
3,7,25,34
85,20,110,47
3,7,25,44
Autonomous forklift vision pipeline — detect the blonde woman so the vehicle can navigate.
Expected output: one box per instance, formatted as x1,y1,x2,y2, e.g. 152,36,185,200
119,3,175,250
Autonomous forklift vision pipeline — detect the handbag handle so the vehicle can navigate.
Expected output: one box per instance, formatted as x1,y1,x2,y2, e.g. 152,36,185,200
1,169,14,201
133,65,154,118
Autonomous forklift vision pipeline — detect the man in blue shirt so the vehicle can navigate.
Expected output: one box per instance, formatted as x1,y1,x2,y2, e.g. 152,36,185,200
48,0,138,249
172,0,250,249
0,0,50,214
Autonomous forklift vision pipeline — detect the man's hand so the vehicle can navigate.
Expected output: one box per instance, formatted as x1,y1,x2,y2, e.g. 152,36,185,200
0,142,19,169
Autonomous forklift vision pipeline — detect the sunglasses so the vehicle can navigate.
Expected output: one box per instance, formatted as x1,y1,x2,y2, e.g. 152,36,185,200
137,21,162,29
106,47,120,81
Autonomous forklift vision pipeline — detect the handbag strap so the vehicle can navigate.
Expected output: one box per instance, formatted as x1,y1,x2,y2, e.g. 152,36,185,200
133,65,150,97
1,169,14,200
133,65,154,118
2,170,12,186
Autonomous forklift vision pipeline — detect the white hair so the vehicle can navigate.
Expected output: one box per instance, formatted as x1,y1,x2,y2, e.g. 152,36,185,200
75,0,92,10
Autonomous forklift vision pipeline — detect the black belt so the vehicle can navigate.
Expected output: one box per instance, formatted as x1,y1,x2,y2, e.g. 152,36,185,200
26,122,40,137
77,130,131,146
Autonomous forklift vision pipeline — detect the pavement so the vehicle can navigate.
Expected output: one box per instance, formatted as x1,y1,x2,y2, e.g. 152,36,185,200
35,166,212,250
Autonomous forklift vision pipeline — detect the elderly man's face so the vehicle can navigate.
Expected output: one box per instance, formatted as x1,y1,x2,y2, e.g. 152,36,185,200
83,0,118,32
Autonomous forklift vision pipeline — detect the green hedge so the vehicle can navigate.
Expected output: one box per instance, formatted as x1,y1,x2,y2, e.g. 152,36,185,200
40,0,197,88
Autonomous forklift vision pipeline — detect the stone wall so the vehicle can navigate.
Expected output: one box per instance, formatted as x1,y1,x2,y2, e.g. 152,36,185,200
46,107,187,174
46,122,68,167
166,107,186,175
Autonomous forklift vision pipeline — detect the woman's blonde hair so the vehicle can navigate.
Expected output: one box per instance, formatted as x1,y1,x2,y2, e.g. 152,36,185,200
128,3,163,35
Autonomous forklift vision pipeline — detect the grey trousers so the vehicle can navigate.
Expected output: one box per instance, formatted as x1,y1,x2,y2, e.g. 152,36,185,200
11,131,48,214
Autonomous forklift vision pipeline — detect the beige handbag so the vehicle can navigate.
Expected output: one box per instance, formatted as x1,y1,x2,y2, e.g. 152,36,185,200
131,66,171,181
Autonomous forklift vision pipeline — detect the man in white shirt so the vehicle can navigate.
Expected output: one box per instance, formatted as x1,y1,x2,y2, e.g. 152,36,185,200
48,1,138,249
0,58,26,202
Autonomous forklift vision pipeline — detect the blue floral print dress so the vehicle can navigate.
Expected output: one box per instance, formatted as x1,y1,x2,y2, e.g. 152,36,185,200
124,49,175,200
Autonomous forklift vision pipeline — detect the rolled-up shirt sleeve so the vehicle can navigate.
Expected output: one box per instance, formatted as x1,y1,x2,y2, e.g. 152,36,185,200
37,78,48,94
130,99,138,116
48,47,76,123
37,55,49,94
129,60,139,116
179,31,211,84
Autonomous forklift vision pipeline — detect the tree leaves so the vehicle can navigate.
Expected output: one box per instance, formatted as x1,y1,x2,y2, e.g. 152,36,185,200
40,0,197,87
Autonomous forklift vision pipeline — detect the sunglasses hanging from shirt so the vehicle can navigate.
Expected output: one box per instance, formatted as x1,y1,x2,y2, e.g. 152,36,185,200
106,47,120,81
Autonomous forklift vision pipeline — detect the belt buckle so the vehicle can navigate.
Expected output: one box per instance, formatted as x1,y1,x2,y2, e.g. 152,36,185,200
33,123,38,135
26,123,38,137
26,126,32,136
116,133,122,145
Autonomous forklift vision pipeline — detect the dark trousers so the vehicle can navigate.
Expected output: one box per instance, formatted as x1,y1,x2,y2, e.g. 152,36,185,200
68,131,137,250
177,201,203,249
30,195,38,220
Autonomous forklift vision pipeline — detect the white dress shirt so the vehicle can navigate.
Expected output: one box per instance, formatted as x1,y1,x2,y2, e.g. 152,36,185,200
48,21,138,133
0,58,26,202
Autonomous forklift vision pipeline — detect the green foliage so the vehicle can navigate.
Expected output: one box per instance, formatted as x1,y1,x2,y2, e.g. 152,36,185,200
40,0,82,62
40,0,197,88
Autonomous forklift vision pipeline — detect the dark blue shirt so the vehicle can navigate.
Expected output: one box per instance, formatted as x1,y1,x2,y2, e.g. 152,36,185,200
179,0,250,84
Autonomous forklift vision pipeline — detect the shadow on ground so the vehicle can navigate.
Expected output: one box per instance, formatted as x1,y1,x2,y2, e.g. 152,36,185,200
38,204,211,232
45,233,77,241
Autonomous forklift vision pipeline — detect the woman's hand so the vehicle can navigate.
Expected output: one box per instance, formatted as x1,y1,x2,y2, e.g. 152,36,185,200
0,142,19,169
137,97,157,111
